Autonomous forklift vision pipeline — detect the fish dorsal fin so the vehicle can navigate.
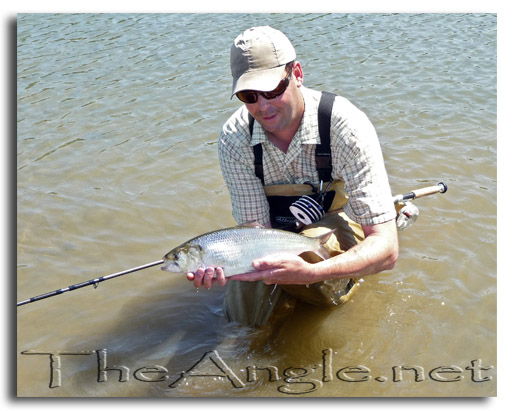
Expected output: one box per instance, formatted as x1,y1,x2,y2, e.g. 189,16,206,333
238,221,265,229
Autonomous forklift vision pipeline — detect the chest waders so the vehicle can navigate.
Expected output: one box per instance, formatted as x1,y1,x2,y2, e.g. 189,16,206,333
223,92,364,327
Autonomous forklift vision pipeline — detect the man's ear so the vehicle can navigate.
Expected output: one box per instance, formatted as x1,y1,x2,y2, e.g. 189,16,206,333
292,61,304,87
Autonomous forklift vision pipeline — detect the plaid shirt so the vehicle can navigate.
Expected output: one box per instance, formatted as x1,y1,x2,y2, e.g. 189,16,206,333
218,87,396,226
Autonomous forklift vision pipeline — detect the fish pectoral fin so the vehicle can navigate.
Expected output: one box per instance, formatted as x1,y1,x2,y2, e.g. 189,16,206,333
314,247,331,261
238,220,265,229
305,229,335,261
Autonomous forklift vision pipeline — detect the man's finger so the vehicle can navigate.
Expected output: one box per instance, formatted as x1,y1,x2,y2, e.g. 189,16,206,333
203,267,215,289
215,267,228,286
193,268,205,289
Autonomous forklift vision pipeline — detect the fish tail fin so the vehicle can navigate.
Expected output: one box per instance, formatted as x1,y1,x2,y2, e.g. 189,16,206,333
313,229,336,260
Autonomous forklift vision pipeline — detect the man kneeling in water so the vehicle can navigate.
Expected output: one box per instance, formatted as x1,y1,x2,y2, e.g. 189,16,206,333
188,26,398,327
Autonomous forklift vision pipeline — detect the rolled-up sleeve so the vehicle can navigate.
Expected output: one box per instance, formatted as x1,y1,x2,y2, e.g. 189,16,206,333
331,97,396,226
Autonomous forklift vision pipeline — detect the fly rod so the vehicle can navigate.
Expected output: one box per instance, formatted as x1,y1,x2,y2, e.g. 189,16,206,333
18,183,448,307
17,259,164,307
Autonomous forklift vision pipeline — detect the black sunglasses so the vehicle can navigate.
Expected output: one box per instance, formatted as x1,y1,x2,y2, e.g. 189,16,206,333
236,66,292,104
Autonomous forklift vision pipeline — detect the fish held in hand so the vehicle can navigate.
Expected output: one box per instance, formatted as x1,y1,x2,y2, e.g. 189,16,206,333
161,225,333,277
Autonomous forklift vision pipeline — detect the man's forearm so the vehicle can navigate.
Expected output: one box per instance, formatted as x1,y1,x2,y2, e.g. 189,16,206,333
312,219,399,280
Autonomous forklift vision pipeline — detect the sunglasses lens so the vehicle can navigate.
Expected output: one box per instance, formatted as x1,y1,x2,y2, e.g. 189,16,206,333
262,78,289,99
236,91,258,104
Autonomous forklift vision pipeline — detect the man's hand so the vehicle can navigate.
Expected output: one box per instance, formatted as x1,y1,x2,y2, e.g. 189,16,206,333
230,253,319,285
186,267,228,289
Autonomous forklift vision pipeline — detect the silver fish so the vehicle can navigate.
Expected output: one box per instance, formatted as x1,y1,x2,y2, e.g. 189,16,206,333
161,225,332,277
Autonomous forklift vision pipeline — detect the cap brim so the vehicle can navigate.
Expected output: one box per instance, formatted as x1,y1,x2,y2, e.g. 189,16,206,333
231,65,287,97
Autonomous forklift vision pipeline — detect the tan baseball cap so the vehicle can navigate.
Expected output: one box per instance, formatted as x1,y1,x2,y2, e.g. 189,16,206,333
230,26,296,97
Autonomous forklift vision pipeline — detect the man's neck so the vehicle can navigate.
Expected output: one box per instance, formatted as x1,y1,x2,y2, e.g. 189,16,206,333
266,132,293,153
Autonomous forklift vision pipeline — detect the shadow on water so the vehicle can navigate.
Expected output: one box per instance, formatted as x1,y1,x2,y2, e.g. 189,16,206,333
52,276,289,396
55,273,358,397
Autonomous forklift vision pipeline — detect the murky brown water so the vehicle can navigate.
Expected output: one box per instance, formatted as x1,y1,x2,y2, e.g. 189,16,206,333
17,13,496,397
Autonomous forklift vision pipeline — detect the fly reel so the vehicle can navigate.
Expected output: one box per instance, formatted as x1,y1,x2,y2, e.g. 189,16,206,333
289,195,325,225
396,201,419,231
393,182,447,231
289,181,331,226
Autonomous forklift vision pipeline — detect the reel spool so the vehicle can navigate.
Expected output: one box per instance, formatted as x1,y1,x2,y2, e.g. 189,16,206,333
289,195,325,226
289,180,332,226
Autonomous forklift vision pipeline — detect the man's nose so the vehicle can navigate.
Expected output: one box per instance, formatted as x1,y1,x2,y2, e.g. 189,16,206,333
256,94,271,109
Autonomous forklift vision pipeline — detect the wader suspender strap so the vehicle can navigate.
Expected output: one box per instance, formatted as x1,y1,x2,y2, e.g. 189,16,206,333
315,91,336,182
250,91,336,184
